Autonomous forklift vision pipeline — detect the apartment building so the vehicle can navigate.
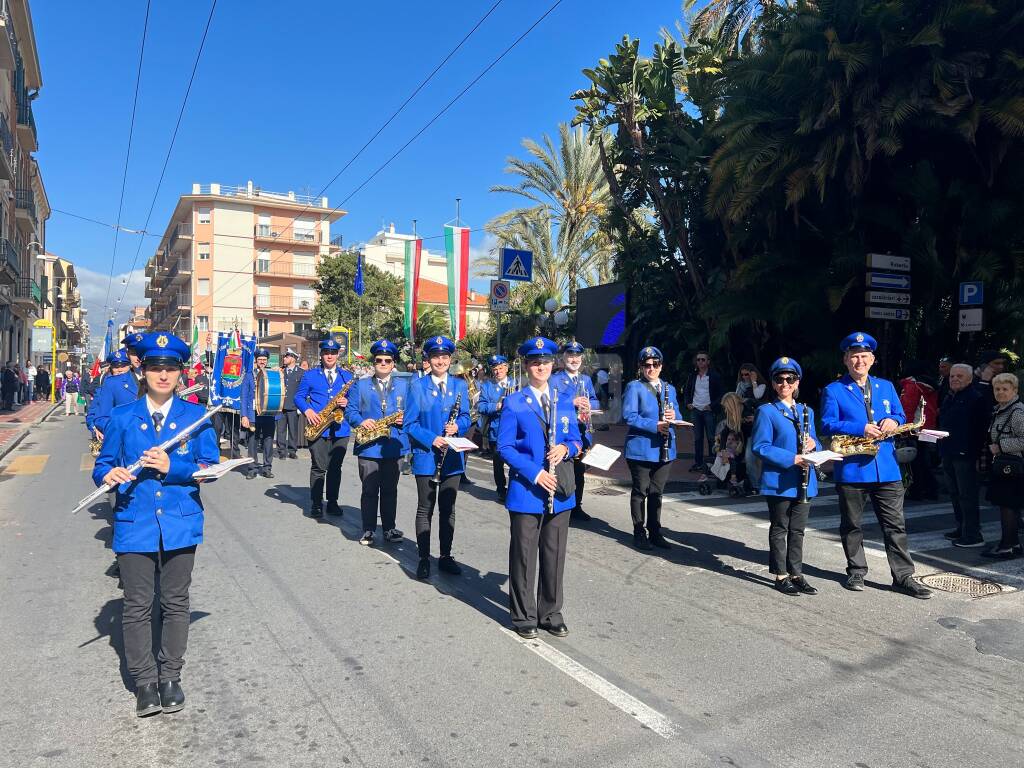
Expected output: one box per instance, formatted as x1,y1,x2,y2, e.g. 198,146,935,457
145,181,345,346
0,0,50,364
38,253,87,367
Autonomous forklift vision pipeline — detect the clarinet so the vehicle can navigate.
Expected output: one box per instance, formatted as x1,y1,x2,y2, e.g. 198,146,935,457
432,393,462,485
546,387,558,514
797,403,811,504
658,381,670,463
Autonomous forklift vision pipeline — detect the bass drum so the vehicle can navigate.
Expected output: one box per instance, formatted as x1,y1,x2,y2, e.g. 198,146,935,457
256,369,285,416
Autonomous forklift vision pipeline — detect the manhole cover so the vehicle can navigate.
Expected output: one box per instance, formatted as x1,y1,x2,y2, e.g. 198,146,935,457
920,572,1006,597
592,486,626,496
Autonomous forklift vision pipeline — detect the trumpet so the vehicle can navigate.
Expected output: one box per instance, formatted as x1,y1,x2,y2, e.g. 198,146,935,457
829,397,926,457
304,377,356,441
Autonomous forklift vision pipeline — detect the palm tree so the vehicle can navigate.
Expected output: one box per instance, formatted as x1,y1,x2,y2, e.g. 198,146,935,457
415,305,449,341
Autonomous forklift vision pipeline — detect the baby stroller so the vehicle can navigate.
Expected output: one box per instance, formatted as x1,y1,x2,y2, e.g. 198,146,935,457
697,429,748,497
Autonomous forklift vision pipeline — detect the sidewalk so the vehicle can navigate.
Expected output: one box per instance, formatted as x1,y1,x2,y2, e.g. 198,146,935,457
0,400,62,460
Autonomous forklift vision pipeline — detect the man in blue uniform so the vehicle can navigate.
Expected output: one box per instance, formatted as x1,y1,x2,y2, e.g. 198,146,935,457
122,330,147,384
294,339,353,518
345,339,408,546
498,337,583,639
87,348,138,440
820,332,932,599
478,354,512,501
240,348,280,480
404,336,472,579
275,348,303,459
552,340,601,522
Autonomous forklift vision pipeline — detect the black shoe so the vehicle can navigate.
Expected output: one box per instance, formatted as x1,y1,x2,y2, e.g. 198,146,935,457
791,576,818,595
571,508,592,522
943,529,962,541
892,578,932,599
135,683,162,717
461,476,475,486
309,505,324,519
649,533,671,549
689,463,703,473
980,544,1023,560
276,451,285,460
262,469,274,479
288,451,298,459
634,528,653,551
774,577,801,596
540,622,569,637
245,470,257,480
416,558,431,579
326,501,342,516
438,556,462,575
844,573,865,591
497,490,507,503
952,536,985,548
514,626,538,640
158,680,185,713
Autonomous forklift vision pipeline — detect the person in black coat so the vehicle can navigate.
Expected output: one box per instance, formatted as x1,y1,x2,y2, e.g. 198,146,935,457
35,365,51,402
1,362,17,411
938,364,989,547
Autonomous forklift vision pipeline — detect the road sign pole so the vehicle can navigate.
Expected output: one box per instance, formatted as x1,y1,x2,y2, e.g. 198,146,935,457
496,314,502,357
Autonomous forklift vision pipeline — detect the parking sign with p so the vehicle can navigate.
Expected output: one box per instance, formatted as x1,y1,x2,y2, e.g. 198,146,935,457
959,281,983,306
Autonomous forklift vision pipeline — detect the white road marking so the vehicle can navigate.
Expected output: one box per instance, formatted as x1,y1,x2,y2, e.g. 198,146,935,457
502,629,677,739
754,502,953,530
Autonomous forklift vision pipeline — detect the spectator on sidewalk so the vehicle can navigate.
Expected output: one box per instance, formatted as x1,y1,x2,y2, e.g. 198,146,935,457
25,361,36,402
684,351,724,472
900,361,939,501
594,367,610,409
938,364,988,547
736,363,768,491
974,349,1007,410
34,365,51,402
80,368,93,410
937,357,952,403
982,373,1024,560
15,364,27,405
54,370,65,403
64,369,81,416
1,361,17,411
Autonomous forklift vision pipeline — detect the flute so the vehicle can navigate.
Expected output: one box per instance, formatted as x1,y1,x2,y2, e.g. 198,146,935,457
72,404,224,515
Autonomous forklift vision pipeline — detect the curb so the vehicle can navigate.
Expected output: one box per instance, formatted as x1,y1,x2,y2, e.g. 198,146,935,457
0,403,61,463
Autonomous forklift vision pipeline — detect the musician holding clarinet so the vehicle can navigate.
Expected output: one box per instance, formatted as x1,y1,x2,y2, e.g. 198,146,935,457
404,336,471,579
752,357,821,595
498,338,582,639
551,340,600,522
92,332,220,717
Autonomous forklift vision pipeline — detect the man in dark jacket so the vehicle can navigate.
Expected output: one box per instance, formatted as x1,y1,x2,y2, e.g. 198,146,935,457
938,364,989,547
1,361,17,411
683,351,724,471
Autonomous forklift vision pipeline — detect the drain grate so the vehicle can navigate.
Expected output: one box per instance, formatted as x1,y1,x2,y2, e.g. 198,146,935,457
591,486,626,496
919,572,1006,598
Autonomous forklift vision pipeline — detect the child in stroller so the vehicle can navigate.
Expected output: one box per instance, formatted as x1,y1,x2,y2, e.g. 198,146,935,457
698,393,749,497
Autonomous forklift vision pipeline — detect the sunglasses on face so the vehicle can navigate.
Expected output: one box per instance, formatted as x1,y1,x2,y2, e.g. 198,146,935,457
373,357,394,365
773,375,798,385
642,361,662,369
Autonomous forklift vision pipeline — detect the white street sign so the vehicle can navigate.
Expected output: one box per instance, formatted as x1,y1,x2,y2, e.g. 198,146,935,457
866,291,911,306
489,279,510,313
865,306,910,321
958,308,983,332
867,253,910,272
867,272,911,290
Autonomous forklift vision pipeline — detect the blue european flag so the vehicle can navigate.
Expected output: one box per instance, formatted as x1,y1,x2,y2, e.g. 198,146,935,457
354,251,365,297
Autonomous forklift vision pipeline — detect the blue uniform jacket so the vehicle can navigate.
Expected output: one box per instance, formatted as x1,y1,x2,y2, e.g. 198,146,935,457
551,370,600,450
752,401,822,499
622,379,681,462
820,374,905,483
344,376,411,459
87,372,139,433
498,387,582,515
293,366,353,438
404,375,471,476
478,378,513,441
92,397,220,554
240,370,282,423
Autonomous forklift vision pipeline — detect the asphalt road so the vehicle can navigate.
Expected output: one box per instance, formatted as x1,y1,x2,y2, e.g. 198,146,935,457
1,412,1022,768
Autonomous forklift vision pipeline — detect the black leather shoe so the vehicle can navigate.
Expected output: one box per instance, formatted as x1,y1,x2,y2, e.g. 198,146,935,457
844,573,865,591
514,626,538,639
438,556,462,575
943,529,962,541
649,533,671,549
774,577,801,595
326,501,342,516
262,469,274,479
289,451,298,459
791,576,818,595
158,680,185,713
892,578,932,599
244,471,257,480
135,683,162,717
571,508,592,522
416,558,431,579
309,505,324,519
540,622,569,637
980,544,1023,560
634,528,652,551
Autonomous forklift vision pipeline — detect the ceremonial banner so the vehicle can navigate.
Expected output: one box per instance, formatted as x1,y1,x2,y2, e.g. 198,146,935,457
443,225,469,339
210,331,256,411
403,238,422,341
91,319,115,378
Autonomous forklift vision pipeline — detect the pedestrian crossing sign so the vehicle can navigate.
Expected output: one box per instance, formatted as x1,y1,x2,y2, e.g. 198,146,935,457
500,248,533,282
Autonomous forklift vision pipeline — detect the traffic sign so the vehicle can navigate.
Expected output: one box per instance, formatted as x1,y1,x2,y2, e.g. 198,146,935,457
489,279,510,313
867,253,910,272
867,272,911,291
865,306,910,321
500,248,533,282
959,308,983,332
959,281,983,306
866,291,911,306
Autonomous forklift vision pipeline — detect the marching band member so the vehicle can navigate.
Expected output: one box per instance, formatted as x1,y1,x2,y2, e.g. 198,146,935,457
87,348,136,440
623,346,680,551
276,349,303,459
498,337,582,639
821,332,932,599
404,336,471,579
240,348,280,480
478,354,512,501
752,357,821,595
122,330,146,383
294,339,353,519
344,340,408,547
552,340,600,522
92,332,219,717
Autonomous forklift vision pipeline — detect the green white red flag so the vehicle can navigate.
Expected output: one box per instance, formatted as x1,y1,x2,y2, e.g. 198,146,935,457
443,225,470,340
403,238,422,341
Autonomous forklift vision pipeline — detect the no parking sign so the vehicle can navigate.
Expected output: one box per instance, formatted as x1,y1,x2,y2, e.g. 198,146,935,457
490,280,510,313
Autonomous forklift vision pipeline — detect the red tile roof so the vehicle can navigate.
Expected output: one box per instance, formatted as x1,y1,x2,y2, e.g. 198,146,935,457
415,277,487,306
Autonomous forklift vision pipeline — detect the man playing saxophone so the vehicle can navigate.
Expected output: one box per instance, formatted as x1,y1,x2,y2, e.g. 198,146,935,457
294,339,353,519
820,332,932,599
344,340,408,547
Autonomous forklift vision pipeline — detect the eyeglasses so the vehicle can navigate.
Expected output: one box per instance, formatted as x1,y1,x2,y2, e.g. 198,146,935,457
373,357,394,365
642,361,662,369
696,357,708,363
773,375,798,385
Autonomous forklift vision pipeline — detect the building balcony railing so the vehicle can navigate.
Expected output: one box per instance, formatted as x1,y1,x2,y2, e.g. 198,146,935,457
329,234,344,247
168,222,193,252
254,224,321,245
0,114,13,181
194,183,328,208
15,188,35,231
16,89,36,152
167,255,192,284
0,237,19,277
13,276,40,304
255,261,317,279
253,296,314,314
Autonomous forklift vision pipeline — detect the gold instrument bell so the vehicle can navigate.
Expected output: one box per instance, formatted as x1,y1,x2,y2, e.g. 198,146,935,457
829,397,926,457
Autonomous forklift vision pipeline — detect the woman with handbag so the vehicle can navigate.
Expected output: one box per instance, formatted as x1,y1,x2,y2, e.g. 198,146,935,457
982,373,1024,560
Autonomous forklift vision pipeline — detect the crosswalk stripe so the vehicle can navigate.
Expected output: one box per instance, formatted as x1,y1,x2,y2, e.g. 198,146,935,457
1,455,49,475
823,522,1003,557
753,502,954,531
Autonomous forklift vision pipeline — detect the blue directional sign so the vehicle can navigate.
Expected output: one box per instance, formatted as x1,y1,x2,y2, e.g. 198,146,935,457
867,272,911,291
500,248,533,282
959,281,983,306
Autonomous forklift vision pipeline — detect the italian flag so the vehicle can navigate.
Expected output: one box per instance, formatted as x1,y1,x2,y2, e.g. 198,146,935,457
403,238,422,341
444,224,470,340
190,326,200,362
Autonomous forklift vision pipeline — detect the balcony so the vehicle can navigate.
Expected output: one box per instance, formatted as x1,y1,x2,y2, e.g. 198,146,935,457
166,255,192,285
254,260,317,279
16,90,36,152
0,237,18,281
0,6,15,71
169,222,193,252
15,188,35,232
254,224,321,246
0,115,12,181
13,277,40,305
253,296,314,315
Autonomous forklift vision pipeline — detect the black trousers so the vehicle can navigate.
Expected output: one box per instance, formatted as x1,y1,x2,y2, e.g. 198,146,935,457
692,409,716,466
908,441,938,498
836,481,915,580
415,474,459,558
276,410,300,454
309,434,348,505
627,459,672,533
358,457,399,532
766,496,810,576
572,457,587,511
943,456,981,539
508,510,570,630
118,546,196,687
248,418,274,470
492,452,507,494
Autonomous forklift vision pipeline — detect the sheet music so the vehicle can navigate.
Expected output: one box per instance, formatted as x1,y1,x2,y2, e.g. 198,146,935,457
581,444,621,471
917,429,950,444
800,450,844,466
192,458,253,479
444,437,478,452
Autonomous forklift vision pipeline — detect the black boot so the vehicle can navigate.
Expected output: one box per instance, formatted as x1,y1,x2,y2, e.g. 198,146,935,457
326,501,342,517
158,680,185,713
633,527,652,551
135,683,162,717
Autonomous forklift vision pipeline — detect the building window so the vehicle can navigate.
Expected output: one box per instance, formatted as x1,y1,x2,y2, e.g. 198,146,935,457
293,253,315,276
294,218,316,242
197,243,210,260
198,207,211,224
255,283,270,308
256,249,271,273
257,213,271,237
293,322,313,335
293,287,315,310
196,315,209,331
197,278,210,296
257,319,270,337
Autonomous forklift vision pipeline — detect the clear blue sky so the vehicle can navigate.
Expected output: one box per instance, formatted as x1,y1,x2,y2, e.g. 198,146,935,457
33,0,683,339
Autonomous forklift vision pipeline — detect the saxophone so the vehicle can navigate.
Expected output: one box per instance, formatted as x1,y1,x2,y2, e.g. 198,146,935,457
353,390,404,445
304,377,356,441
829,396,926,457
